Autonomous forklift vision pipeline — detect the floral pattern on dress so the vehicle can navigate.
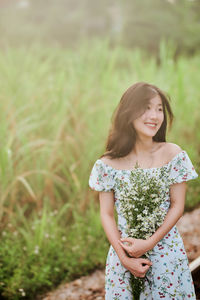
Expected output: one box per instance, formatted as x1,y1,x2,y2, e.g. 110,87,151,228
89,159,116,192
89,150,198,300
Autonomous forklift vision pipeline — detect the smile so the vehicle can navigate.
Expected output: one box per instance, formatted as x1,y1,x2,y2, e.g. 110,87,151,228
144,123,157,128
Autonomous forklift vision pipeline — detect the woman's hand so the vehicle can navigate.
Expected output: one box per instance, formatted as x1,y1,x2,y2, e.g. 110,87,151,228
118,237,153,258
122,256,152,278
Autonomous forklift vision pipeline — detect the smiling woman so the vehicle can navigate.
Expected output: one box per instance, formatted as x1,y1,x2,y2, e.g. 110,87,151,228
89,82,198,300
101,82,173,162
133,95,164,146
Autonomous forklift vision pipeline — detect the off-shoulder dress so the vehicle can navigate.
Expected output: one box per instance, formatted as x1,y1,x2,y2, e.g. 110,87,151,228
88,150,198,300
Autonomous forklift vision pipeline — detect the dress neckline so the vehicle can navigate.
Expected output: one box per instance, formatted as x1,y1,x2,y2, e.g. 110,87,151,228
97,150,186,172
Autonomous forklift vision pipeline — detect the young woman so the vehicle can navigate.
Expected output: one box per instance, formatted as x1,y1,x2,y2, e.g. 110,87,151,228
88,82,198,299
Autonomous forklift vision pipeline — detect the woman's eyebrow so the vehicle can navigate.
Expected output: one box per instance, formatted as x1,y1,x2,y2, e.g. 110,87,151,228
149,101,163,106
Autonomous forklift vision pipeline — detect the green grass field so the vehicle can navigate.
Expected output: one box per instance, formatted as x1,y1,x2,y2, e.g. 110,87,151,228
0,39,199,299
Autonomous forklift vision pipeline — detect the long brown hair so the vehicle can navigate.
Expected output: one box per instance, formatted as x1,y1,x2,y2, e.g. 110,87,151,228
101,82,174,159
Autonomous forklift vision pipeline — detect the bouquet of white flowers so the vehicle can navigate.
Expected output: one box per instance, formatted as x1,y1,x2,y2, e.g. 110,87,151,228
116,164,168,300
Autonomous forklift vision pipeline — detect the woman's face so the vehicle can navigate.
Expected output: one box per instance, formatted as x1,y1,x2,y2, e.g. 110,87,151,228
132,94,164,139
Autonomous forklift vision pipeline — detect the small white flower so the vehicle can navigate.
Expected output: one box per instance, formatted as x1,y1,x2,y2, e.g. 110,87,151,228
34,245,39,254
137,214,143,220
7,148,12,157
19,288,26,296
72,245,80,251
150,194,157,198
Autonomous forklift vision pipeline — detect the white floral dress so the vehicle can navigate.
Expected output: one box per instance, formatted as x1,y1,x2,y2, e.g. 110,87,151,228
89,150,198,300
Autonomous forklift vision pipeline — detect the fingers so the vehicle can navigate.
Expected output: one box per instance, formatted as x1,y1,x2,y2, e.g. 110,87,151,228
132,271,146,278
120,237,134,244
128,259,152,278
132,265,150,278
118,240,130,252
140,258,153,266
142,264,151,272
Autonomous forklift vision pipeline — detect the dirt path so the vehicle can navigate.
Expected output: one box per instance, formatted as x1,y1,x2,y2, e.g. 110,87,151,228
41,208,200,300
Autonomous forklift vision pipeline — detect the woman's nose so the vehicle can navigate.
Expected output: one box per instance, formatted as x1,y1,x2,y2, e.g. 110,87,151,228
149,109,157,119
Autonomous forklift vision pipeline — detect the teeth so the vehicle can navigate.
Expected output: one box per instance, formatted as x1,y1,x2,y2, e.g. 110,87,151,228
145,123,156,127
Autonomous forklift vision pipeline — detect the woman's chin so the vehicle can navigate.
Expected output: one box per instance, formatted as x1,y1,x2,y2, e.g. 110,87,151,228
138,131,158,139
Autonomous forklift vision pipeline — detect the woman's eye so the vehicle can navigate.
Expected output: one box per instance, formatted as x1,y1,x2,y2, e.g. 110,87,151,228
159,108,163,111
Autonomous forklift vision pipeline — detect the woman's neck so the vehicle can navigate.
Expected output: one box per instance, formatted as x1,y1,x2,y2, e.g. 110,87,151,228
132,138,158,156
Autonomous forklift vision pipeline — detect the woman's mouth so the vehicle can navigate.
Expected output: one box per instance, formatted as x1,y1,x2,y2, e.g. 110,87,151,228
144,122,157,129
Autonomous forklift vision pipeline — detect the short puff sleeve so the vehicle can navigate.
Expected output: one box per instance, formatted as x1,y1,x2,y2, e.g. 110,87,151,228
168,151,198,185
89,159,115,192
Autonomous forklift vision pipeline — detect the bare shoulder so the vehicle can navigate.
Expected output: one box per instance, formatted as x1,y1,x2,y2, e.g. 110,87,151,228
163,142,183,160
100,156,113,165
100,155,120,169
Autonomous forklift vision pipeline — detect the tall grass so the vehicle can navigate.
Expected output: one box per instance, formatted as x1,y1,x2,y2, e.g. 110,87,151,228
0,38,199,298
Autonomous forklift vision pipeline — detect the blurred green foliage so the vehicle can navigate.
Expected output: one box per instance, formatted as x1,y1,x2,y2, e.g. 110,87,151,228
122,0,200,56
0,0,200,56
0,200,107,299
0,37,199,298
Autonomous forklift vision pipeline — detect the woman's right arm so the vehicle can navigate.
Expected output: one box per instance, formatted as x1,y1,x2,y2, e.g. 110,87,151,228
99,191,152,278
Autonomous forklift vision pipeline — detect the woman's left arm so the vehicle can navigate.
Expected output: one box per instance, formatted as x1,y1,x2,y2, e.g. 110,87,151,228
119,181,186,257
